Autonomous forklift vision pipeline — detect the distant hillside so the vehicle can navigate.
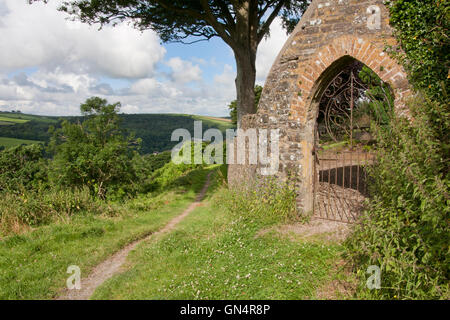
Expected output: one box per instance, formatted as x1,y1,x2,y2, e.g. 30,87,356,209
0,112,235,153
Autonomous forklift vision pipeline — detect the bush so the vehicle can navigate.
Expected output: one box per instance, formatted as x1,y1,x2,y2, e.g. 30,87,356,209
0,187,106,236
151,161,203,192
344,96,449,299
49,97,139,199
0,144,48,192
130,151,172,194
343,0,449,300
387,0,449,103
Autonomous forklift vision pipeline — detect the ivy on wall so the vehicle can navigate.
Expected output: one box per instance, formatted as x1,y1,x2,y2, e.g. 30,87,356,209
387,0,449,102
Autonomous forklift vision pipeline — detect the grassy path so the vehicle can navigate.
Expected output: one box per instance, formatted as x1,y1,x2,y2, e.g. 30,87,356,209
0,166,354,300
0,168,211,300
57,173,212,300
91,186,352,300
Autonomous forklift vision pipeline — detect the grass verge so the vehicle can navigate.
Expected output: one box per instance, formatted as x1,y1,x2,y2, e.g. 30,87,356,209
0,167,211,299
92,181,347,300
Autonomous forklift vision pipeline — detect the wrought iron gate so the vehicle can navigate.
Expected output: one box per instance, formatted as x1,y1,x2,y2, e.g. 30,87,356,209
313,147,375,223
312,61,389,223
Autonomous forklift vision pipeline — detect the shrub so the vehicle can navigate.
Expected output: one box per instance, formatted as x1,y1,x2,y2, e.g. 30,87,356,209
49,97,139,199
151,161,203,192
387,0,449,103
130,151,172,194
0,188,106,236
344,0,449,300
0,144,48,192
344,96,449,299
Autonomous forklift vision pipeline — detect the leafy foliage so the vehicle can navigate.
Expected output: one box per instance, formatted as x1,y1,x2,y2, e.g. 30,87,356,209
386,0,449,102
345,96,449,299
131,151,173,194
229,85,263,125
358,66,395,126
49,97,139,199
53,1,308,45
0,144,47,193
345,0,450,299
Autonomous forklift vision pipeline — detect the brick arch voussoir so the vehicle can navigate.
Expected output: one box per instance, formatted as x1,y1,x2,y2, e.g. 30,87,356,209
291,36,410,121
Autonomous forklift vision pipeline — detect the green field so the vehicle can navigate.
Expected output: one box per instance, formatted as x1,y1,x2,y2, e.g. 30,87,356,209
0,112,57,124
0,137,42,148
0,116,29,124
193,115,234,132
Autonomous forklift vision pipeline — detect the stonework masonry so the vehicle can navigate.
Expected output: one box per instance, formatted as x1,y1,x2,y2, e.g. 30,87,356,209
228,0,411,214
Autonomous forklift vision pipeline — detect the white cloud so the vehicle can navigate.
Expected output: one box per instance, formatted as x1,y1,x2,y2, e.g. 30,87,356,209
256,17,289,83
214,64,235,85
167,58,202,84
0,0,165,78
130,78,159,95
29,68,96,93
0,83,19,101
121,104,140,114
0,1,287,117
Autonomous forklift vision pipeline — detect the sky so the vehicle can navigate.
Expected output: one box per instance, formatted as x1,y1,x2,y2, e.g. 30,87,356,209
0,0,289,117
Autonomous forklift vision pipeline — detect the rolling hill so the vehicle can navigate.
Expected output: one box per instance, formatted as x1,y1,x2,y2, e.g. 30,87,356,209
0,112,235,153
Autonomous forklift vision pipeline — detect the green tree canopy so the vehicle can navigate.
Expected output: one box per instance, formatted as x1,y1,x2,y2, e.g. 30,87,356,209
49,97,140,199
0,144,47,192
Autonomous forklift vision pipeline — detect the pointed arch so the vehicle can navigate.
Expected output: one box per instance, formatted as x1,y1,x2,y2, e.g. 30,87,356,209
229,0,413,215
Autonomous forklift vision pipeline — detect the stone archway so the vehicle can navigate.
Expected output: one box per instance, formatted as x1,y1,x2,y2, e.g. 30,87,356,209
228,0,412,216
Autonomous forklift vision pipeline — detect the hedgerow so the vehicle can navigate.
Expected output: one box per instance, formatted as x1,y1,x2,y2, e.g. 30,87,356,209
344,0,449,299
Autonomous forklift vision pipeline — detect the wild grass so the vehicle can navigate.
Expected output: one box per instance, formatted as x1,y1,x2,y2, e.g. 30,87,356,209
0,166,212,299
0,187,103,236
91,175,344,300
219,177,301,226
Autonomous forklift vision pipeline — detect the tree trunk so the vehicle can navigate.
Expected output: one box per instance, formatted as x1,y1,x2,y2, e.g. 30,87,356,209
232,0,258,128
234,46,257,128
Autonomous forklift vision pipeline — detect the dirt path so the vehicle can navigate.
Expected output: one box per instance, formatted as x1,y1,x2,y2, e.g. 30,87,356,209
57,173,212,300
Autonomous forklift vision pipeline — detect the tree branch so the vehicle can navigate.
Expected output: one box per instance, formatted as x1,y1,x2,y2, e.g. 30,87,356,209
258,0,278,20
152,0,205,21
257,0,286,43
199,0,238,50
213,0,236,29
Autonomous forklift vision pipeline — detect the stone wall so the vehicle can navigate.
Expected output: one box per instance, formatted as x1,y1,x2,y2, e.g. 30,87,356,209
228,0,411,214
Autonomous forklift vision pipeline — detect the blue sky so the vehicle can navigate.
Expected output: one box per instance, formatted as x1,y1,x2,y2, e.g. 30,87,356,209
0,0,288,117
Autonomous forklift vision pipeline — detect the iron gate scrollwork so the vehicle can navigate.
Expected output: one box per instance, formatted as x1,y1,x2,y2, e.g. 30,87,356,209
313,61,390,223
